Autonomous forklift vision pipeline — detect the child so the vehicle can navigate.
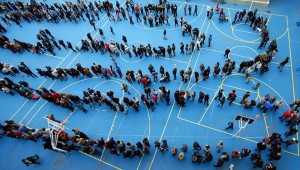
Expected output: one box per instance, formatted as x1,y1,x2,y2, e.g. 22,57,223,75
245,75,252,83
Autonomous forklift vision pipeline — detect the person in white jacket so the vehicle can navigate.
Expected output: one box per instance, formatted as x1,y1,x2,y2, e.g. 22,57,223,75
246,66,254,77
254,61,262,73
272,100,284,111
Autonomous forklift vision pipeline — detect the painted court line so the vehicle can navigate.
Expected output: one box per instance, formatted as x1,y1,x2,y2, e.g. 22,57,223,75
286,16,299,156
79,151,122,170
44,53,64,60
10,78,47,120
233,29,261,35
222,84,258,94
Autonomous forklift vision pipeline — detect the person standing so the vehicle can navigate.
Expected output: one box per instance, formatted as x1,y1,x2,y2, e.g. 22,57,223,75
174,17,178,27
228,90,237,105
208,34,212,47
224,47,230,58
163,29,167,40
215,89,224,100
110,26,115,35
122,36,128,46
216,141,224,153
206,5,211,17
89,20,96,30
232,12,239,24
278,57,289,72
217,96,226,108
67,41,76,52
188,5,192,15
99,28,105,39
172,43,176,56
121,84,130,94
193,5,198,16
180,42,184,54
204,94,210,106
172,65,177,80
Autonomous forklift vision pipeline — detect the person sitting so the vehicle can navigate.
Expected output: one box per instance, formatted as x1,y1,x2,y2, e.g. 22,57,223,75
22,155,40,167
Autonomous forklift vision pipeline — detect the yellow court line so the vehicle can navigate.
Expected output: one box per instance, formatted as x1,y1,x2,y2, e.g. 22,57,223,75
79,151,122,170
262,113,270,137
286,16,299,156
222,84,258,94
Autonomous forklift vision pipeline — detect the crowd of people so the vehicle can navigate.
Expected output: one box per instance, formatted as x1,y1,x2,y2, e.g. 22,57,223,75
1,114,298,170
0,0,298,169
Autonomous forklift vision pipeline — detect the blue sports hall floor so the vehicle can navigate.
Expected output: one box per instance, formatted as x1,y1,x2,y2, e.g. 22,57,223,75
0,0,300,169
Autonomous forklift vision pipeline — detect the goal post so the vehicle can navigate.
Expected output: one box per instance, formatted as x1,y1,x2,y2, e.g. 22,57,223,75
232,115,254,138
44,117,68,153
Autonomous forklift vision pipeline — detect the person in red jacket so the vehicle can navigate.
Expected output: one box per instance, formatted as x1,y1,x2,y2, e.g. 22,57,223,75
152,94,158,105
279,109,293,122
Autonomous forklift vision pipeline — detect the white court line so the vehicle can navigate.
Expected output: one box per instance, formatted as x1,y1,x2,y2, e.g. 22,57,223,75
44,53,64,60
233,29,260,35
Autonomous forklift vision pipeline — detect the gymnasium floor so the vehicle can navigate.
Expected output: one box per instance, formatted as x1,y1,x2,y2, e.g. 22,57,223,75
0,0,300,169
